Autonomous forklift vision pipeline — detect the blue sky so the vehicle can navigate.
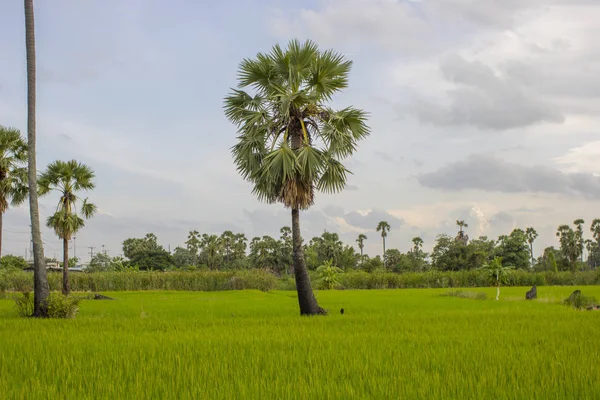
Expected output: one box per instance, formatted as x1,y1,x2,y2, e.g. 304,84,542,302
1,0,600,261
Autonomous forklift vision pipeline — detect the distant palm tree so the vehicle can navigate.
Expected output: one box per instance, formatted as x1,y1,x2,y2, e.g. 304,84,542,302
525,227,538,268
0,126,29,256
225,40,369,315
39,160,97,295
574,219,585,262
356,234,367,257
376,221,391,263
24,0,50,316
456,220,469,244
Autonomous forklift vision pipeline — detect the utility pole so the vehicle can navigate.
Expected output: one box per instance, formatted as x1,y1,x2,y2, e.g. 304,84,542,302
89,246,95,261
73,236,76,262
102,244,107,256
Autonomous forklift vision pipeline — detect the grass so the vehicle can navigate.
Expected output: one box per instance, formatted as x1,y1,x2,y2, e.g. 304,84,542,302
1,286,600,399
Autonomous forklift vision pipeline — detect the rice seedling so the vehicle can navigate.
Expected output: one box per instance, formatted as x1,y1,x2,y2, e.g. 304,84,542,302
1,286,599,399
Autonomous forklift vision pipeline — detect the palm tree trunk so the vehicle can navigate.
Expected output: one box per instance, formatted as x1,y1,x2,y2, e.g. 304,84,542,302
25,0,49,317
62,238,69,295
382,237,386,267
530,243,534,268
0,211,3,257
292,208,325,315
496,285,500,301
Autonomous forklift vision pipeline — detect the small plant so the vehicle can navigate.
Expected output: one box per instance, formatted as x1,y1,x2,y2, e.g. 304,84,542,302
441,290,487,300
479,257,514,300
315,260,344,290
46,293,81,319
13,291,34,317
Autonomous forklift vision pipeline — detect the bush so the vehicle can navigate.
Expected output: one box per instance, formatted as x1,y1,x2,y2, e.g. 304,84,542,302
13,291,34,317
563,290,597,310
46,293,81,318
441,290,487,300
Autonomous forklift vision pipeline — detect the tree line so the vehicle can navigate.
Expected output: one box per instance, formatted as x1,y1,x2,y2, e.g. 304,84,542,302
76,217,600,274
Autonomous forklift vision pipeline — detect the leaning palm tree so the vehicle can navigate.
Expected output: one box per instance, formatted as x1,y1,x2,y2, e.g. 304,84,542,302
525,227,538,268
24,0,50,316
479,256,514,300
356,234,367,257
376,221,390,260
224,39,369,315
0,126,29,256
39,160,97,295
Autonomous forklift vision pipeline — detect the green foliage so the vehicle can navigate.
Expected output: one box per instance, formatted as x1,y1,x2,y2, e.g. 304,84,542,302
12,291,34,317
563,291,597,310
315,259,343,289
305,231,357,271
0,126,28,215
441,290,487,300
225,39,369,210
46,293,81,318
479,257,514,287
495,229,530,269
0,255,28,270
38,160,97,241
123,234,172,271
2,288,600,398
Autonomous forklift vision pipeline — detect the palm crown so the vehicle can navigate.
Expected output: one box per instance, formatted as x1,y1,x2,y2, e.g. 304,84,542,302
376,221,390,237
39,160,97,240
224,39,369,210
0,126,29,213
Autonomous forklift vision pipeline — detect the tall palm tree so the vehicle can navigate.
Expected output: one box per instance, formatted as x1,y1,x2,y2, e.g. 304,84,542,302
376,221,390,267
574,219,585,262
0,126,29,256
24,0,50,316
525,227,538,268
356,234,367,257
225,39,369,315
39,160,97,295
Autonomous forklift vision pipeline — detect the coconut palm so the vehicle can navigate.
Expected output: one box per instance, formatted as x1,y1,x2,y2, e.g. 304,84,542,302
356,234,367,257
479,256,514,300
525,227,538,268
224,39,369,315
376,221,390,262
39,160,97,295
24,0,50,316
0,126,29,256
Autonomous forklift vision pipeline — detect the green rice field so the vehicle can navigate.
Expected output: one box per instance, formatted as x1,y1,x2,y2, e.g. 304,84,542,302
1,287,600,399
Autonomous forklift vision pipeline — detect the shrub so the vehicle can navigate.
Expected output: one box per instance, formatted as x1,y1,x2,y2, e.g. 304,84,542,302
46,293,81,319
563,290,597,310
441,290,487,300
13,291,34,317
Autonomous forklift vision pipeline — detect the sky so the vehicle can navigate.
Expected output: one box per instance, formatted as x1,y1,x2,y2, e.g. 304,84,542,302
1,0,599,262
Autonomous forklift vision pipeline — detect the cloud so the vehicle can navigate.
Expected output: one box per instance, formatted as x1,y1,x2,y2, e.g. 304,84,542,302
554,140,600,176
418,155,600,199
344,209,405,230
408,54,565,130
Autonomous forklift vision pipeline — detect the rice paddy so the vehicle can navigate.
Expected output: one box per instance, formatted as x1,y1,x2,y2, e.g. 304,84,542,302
1,286,599,399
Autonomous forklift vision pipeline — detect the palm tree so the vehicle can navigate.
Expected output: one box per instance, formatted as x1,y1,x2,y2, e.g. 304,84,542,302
456,220,469,244
24,0,50,316
376,221,390,260
225,39,369,315
525,227,538,268
480,256,514,300
356,234,367,257
39,160,97,295
574,219,585,262
0,126,29,256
